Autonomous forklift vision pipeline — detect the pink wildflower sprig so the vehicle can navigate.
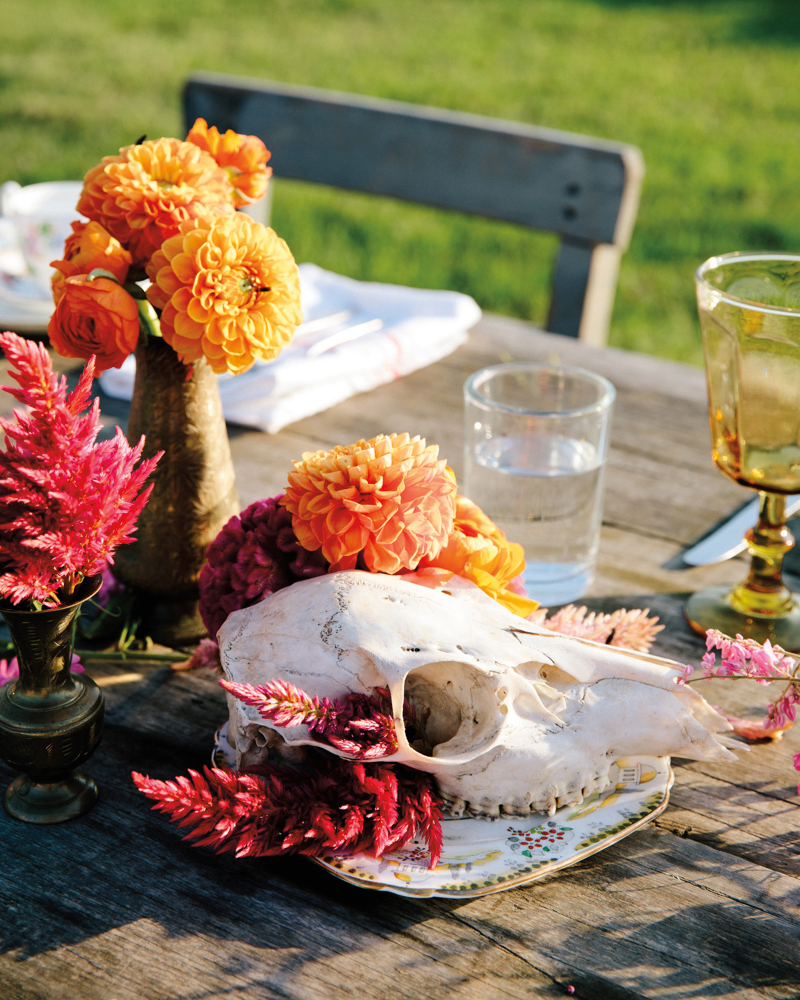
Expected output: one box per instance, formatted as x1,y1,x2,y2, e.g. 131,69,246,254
0,332,161,605
220,678,404,759
528,604,664,652
700,630,800,731
132,755,443,868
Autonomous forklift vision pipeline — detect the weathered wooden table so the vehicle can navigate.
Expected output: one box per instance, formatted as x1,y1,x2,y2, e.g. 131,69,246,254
1,317,799,999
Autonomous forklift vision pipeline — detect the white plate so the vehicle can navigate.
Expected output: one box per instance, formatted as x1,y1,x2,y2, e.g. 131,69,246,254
212,722,673,899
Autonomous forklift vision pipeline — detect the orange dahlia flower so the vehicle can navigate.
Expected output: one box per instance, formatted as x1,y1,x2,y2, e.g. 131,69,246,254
186,118,272,208
50,221,132,305
418,495,539,617
47,274,140,373
280,433,456,574
77,138,235,267
146,212,301,374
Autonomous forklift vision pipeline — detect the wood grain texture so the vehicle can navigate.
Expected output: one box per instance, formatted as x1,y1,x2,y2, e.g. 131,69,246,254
2,324,799,999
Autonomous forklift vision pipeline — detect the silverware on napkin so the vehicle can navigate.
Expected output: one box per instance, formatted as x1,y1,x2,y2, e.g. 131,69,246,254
682,495,800,566
304,318,383,357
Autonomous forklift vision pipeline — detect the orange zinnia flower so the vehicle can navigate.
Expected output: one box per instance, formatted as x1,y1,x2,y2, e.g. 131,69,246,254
280,433,456,574
50,221,132,305
47,274,140,373
418,495,539,617
186,118,272,208
77,138,235,267
146,212,301,374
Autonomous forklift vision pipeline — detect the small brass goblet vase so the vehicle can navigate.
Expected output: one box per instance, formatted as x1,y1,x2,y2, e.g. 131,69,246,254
686,252,800,650
0,574,104,823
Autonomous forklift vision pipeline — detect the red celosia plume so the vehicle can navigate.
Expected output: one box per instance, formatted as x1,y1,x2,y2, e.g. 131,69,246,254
0,331,162,604
134,675,443,867
133,756,443,868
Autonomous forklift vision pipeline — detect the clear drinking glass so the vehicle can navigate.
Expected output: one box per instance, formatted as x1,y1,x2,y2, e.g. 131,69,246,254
686,251,800,650
463,362,616,605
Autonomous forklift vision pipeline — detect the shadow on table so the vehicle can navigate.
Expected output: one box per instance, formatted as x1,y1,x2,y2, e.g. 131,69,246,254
0,718,469,955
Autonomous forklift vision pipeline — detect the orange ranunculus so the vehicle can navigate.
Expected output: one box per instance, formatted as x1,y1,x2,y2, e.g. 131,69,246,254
280,433,457,575
77,138,235,267
418,495,539,617
50,221,132,305
47,275,140,373
146,212,301,375
186,118,272,207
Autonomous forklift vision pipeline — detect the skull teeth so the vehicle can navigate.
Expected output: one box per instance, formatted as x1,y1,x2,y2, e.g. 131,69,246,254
439,775,613,819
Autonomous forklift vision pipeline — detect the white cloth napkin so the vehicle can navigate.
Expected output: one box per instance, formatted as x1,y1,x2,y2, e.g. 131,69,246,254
100,263,480,433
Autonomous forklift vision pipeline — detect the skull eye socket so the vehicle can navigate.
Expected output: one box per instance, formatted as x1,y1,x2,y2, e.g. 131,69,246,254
404,660,501,758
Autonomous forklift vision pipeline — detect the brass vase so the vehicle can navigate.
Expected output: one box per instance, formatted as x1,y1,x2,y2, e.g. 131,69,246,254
0,574,104,823
111,333,239,645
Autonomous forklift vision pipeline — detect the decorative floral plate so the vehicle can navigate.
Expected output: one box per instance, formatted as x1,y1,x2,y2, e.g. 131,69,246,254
213,723,673,899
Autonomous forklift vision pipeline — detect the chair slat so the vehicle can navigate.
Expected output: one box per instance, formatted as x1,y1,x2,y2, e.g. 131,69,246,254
184,73,644,341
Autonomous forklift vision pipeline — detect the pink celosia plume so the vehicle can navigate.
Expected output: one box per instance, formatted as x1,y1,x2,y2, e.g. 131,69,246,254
527,603,664,652
0,331,161,604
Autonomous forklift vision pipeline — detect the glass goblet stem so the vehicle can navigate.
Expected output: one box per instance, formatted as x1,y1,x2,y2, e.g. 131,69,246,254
730,491,796,618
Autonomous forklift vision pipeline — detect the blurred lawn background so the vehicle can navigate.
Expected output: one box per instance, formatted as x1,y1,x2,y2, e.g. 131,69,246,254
1,0,799,364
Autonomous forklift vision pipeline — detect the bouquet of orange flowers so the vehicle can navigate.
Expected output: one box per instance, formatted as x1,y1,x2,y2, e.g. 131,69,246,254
47,119,302,375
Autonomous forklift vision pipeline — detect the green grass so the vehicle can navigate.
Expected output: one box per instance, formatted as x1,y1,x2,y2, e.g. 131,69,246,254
2,0,799,365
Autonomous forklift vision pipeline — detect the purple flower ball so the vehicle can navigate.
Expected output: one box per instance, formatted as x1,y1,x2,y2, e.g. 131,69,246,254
199,495,328,638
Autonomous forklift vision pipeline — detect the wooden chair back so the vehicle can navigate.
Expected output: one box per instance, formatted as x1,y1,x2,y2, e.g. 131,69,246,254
183,73,644,345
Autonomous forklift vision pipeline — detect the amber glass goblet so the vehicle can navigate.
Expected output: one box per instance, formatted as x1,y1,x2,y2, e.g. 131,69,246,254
686,252,800,650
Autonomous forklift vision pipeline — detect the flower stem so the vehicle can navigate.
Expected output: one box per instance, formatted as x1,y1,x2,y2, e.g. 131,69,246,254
76,649,187,663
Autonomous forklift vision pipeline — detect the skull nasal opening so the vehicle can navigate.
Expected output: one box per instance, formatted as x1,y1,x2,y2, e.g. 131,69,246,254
403,660,500,759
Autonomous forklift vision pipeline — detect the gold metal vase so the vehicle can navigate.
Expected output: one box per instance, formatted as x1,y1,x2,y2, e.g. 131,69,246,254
0,574,104,823
112,333,240,646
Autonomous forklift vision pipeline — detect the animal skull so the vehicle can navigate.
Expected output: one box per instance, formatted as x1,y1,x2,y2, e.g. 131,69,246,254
219,571,736,817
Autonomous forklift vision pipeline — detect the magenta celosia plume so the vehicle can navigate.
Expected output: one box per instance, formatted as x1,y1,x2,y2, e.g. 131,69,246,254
220,678,404,759
0,331,161,605
198,496,327,637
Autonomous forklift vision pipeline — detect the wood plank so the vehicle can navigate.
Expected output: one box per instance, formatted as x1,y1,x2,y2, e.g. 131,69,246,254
657,767,800,878
590,524,747,599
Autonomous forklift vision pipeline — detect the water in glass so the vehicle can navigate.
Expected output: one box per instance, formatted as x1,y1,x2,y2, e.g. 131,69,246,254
466,432,604,605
